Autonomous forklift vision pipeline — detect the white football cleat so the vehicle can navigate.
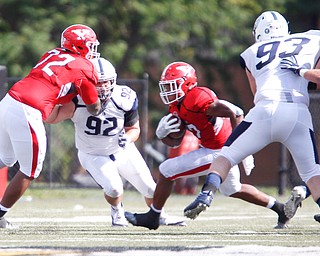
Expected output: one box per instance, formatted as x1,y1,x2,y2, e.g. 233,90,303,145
111,205,128,227
284,185,306,219
0,217,17,229
159,212,187,226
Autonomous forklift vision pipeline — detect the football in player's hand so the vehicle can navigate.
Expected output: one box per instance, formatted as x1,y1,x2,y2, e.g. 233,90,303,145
167,115,186,139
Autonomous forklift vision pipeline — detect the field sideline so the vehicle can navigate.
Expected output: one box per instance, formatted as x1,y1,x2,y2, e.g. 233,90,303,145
0,187,320,255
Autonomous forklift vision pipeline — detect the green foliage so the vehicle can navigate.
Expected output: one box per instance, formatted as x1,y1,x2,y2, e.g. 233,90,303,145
0,0,317,182
0,0,297,77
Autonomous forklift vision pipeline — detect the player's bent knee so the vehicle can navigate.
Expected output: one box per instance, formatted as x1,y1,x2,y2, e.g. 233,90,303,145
219,183,241,197
105,188,123,198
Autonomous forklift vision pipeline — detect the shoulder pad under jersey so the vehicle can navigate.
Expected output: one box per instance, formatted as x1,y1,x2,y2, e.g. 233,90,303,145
67,57,98,84
184,87,216,112
111,85,138,111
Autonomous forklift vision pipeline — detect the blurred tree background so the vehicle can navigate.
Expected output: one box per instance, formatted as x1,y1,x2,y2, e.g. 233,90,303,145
1,0,320,116
0,0,319,184
1,0,319,114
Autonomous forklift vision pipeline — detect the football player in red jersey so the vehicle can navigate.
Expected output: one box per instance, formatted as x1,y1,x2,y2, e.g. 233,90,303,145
0,24,102,228
125,61,295,230
185,11,320,226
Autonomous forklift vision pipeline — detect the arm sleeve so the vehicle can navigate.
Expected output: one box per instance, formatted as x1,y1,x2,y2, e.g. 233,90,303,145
240,56,246,70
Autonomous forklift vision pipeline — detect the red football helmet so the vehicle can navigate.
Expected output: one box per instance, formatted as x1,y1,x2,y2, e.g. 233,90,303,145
61,24,100,59
159,62,197,104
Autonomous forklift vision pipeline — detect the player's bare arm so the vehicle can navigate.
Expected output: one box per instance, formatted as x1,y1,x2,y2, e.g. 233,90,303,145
245,69,257,95
302,59,320,87
44,101,75,124
206,101,238,129
303,70,320,87
86,99,102,116
124,120,140,143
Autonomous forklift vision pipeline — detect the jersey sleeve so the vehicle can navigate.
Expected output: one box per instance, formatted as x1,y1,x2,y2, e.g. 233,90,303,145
74,78,99,105
124,109,139,127
187,88,216,113
240,56,246,70
240,47,254,73
72,61,99,105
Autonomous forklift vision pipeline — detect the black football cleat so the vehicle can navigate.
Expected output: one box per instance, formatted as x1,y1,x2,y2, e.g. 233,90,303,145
125,209,160,230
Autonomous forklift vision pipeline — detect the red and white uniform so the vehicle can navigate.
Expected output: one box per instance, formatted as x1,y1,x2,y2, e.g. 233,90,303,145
0,48,99,178
160,87,242,196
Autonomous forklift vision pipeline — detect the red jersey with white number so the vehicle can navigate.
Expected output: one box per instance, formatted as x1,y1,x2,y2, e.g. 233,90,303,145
169,87,232,149
9,48,99,120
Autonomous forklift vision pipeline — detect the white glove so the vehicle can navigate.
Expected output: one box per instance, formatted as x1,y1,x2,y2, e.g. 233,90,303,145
242,155,255,176
280,56,310,77
118,133,131,148
156,113,181,139
280,56,302,76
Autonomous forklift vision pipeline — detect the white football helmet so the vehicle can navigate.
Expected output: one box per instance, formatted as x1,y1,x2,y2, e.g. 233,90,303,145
253,11,289,42
91,57,117,101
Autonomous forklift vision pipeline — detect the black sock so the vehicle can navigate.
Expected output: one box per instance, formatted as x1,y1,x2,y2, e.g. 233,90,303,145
0,210,6,218
305,186,311,198
271,201,283,214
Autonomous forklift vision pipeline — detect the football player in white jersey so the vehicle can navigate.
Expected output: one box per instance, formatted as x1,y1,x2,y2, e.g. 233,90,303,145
185,10,320,225
47,57,186,227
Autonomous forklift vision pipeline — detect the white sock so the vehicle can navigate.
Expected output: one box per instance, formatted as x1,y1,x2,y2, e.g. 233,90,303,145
150,204,162,213
266,196,276,209
0,204,10,212
111,202,122,210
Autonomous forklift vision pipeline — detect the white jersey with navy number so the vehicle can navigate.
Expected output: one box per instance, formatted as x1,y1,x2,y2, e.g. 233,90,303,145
72,84,139,156
221,30,320,183
240,30,320,106
72,84,156,199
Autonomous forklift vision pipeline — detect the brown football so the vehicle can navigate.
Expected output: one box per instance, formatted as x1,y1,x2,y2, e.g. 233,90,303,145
167,115,186,139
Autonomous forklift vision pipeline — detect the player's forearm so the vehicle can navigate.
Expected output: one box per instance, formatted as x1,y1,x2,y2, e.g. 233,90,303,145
44,103,74,124
86,99,102,116
235,115,244,128
302,69,320,86
44,105,61,124
125,124,140,143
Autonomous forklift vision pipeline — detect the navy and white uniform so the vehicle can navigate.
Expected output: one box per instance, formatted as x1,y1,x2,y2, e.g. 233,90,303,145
222,30,320,183
71,85,155,198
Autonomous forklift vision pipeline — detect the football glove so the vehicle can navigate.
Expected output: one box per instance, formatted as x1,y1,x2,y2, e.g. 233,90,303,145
118,133,131,148
280,56,302,76
156,113,181,139
242,155,255,176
